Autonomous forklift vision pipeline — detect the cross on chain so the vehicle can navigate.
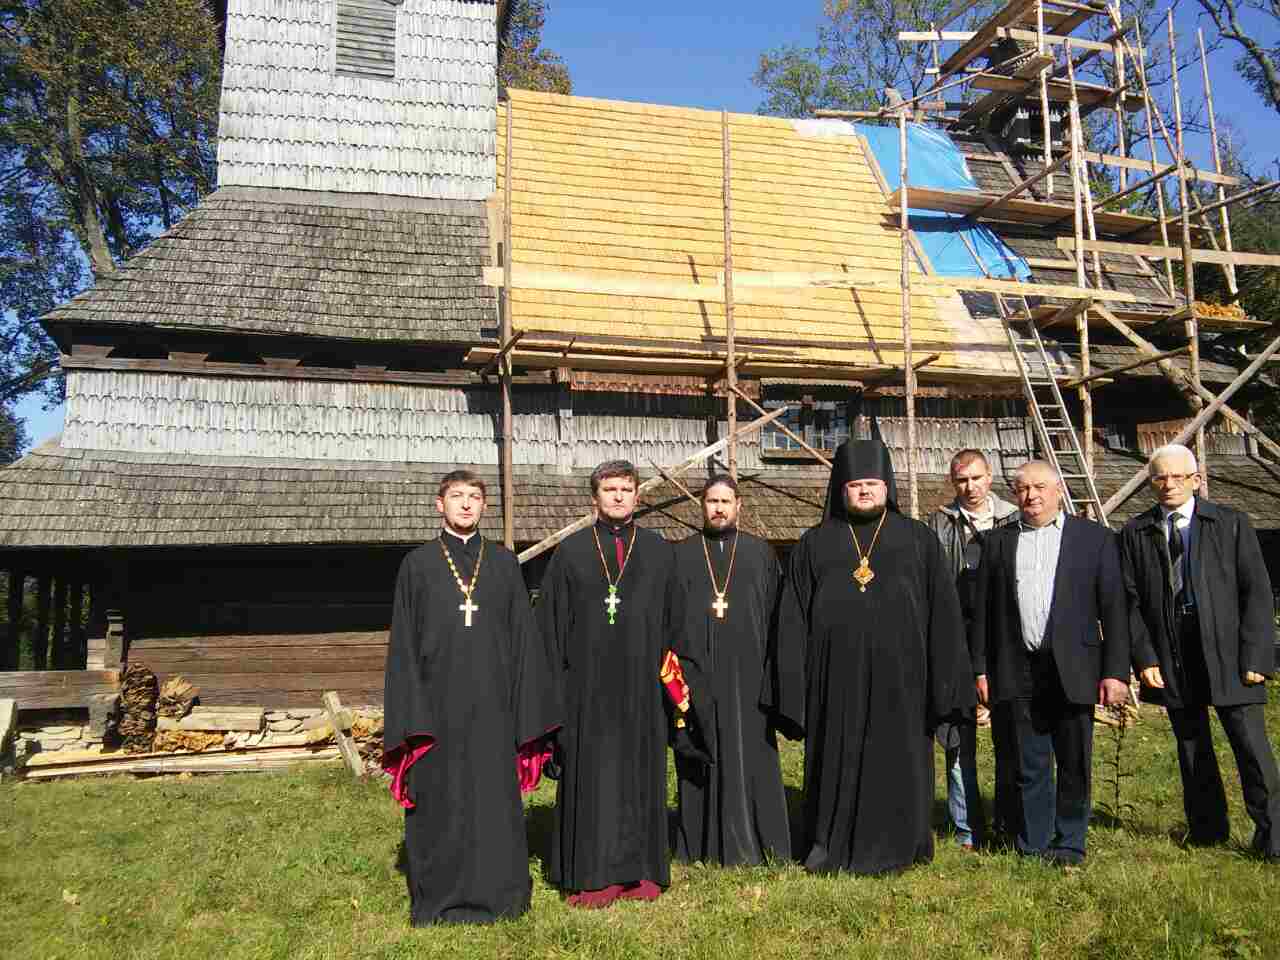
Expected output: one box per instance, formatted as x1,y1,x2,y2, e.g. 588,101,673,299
711,593,728,619
459,595,478,627
604,586,621,624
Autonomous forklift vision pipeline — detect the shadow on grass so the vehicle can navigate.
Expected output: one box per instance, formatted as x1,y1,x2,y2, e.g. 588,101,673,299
1091,808,1187,845
785,785,805,857
526,802,556,882
394,839,408,876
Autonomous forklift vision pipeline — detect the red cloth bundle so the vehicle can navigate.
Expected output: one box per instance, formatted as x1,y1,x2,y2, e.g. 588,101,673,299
660,649,690,728
516,735,555,794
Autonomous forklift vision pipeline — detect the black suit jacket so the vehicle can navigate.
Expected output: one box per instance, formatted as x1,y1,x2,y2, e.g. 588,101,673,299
970,514,1129,705
1120,498,1274,707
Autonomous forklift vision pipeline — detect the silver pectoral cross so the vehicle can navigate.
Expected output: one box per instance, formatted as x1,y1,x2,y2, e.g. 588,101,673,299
459,595,478,627
711,593,728,619
605,585,621,625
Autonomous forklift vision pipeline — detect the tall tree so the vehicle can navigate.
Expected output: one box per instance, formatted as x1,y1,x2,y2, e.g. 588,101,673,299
499,0,570,95
0,403,28,463
0,0,221,416
1196,0,1280,114
754,0,1001,117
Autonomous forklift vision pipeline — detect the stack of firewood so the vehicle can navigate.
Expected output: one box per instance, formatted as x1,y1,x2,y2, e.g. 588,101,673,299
157,677,198,719
117,663,159,754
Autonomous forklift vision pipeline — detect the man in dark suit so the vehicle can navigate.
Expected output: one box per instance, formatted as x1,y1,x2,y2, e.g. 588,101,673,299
971,460,1130,865
1120,443,1279,859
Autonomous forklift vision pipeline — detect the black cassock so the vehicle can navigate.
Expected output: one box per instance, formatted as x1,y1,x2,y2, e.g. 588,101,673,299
775,514,972,874
768,440,972,876
671,528,791,866
538,520,678,892
383,533,560,926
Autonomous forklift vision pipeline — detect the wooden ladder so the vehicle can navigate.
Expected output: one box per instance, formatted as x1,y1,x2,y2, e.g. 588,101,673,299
1000,298,1109,526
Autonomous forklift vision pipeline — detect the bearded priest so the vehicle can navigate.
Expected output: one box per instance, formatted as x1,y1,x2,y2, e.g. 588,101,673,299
381,470,561,926
669,473,792,866
768,439,974,876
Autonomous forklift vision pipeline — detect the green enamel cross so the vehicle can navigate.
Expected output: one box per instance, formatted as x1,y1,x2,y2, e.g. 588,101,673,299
604,584,620,624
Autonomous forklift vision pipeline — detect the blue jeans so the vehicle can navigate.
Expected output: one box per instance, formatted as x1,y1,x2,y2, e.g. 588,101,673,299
946,721,987,846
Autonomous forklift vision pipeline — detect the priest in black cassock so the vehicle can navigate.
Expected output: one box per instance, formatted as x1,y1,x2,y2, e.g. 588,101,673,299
538,460,681,908
768,439,973,875
671,474,791,866
382,470,561,926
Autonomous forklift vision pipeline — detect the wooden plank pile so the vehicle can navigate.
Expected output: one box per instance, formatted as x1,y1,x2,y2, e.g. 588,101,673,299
15,693,383,782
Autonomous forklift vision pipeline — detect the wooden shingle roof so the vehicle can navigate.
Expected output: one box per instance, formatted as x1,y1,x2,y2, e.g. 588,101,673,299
43,187,496,345
3,440,1277,550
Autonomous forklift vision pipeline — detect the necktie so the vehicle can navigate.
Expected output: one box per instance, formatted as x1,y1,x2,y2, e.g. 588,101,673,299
614,530,625,574
1168,514,1185,603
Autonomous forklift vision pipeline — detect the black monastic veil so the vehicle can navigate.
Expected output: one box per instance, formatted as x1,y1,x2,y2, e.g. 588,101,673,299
766,440,975,875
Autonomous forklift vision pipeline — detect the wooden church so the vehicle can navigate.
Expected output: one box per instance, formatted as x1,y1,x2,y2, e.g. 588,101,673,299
1,0,1276,711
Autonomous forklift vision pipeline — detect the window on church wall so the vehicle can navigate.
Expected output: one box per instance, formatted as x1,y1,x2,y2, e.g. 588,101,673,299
760,400,851,457
335,0,400,81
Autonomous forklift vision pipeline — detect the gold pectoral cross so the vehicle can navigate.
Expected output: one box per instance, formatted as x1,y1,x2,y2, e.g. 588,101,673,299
711,592,728,619
853,558,875,592
459,595,478,627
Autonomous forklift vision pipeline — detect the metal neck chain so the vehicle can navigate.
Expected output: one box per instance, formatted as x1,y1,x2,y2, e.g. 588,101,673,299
848,510,888,567
701,530,739,598
440,536,484,599
592,525,637,589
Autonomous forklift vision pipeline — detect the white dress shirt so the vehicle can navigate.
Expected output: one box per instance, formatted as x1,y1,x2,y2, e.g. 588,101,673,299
1016,510,1064,653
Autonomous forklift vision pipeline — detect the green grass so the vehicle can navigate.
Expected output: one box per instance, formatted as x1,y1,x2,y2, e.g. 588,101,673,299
4,690,1280,960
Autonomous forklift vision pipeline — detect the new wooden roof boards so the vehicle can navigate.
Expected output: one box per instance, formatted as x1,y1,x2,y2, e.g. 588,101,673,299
489,90,1022,385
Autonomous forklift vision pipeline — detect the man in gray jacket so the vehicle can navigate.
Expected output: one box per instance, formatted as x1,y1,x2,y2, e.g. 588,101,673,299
928,448,1020,848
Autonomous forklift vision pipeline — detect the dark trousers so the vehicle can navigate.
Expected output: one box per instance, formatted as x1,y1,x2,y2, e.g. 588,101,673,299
991,649,1095,859
1167,613,1280,855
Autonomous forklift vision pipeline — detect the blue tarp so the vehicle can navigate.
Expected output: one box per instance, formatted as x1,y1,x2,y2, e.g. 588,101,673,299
855,122,1031,281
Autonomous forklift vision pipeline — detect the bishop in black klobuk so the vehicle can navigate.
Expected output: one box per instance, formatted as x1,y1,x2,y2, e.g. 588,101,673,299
381,471,561,925
767,439,974,875
537,460,684,907
669,474,792,866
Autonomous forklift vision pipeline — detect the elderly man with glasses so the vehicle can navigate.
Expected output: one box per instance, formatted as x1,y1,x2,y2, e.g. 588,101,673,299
1119,444,1279,860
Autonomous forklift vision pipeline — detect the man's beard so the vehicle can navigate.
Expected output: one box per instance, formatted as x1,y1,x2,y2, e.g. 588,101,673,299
847,503,886,520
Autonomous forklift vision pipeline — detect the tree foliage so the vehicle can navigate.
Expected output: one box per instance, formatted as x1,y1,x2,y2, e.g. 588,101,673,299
499,0,570,96
0,0,222,423
753,0,1001,117
1196,0,1280,114
0,403,28,463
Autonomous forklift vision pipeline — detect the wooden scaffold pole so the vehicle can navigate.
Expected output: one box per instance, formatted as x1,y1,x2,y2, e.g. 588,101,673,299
1198,28,1238,297
1168,12,1207,490
501,97,516,548
1110,1,1128,195
1037,0,1055,196
1133,22,1177,296
722,109,738,481
1065,53,1096,480
899,107,919,520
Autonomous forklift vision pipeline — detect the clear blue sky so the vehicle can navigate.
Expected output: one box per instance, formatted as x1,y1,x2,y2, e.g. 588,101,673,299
13,0,1277,450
